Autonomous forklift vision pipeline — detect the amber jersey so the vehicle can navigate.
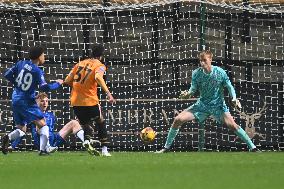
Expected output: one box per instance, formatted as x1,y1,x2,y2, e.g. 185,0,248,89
66,58,106,106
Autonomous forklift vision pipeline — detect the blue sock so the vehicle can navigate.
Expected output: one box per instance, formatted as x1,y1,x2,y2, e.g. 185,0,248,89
164,127,179,149
53,134,65,147
234,127,256,150
11,136,24,149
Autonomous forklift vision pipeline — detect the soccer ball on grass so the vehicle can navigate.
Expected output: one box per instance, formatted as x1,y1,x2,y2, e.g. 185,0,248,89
140,127,156,143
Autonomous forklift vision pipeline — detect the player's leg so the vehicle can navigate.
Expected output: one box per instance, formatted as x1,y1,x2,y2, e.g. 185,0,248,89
73,106,100,156
156,110,196,153
58,120,84,142
9,125,27,151
13,103,50,155
2,124,26,154
48,120,83,152
1,105,27,154
43,132,58,153
157,103,209,153
34,118,50,155
221,112,259,151
95,117,111,156
94,104,111,156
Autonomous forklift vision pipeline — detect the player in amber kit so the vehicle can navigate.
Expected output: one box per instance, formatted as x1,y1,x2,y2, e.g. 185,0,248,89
64,44,115,156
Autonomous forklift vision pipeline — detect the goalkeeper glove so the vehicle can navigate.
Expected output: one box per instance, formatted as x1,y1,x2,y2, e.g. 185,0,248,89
232,98,242,109
179,90,191,99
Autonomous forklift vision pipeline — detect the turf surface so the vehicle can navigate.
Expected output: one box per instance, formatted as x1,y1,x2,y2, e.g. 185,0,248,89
0,151,283,189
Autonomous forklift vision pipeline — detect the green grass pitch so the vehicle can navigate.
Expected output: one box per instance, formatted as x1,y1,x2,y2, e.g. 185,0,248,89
0,151,283,189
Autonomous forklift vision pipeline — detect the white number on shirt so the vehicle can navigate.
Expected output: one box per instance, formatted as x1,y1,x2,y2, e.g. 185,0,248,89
15,69,33,91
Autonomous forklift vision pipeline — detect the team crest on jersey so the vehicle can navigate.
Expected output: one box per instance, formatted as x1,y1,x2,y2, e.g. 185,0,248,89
99,66,105,72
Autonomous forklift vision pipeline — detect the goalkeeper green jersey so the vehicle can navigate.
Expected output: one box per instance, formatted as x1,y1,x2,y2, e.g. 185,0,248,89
189,66,236,108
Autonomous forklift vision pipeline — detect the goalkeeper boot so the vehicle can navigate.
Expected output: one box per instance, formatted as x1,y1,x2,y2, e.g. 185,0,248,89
155,148,170,154
1,135,10,155
83,140,101,156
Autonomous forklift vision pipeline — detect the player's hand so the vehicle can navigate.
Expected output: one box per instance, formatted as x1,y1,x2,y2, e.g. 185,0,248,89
232,99,242,109
56,79,64,85
107,92,116,104
179,90,191,99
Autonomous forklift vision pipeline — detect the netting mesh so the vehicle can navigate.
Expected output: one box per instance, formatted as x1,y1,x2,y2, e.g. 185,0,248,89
0,0,283,151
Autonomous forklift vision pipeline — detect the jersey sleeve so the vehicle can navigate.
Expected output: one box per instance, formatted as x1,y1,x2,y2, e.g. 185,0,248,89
221,69,236,100
37,69,61,92
4,64,18,85
95,65,106,76
188,69,198,95
38,69,47,87
64,63,78,85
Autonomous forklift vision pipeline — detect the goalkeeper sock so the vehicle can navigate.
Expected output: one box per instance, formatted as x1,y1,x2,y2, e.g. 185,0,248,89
234,127,256,150
164,127,179,149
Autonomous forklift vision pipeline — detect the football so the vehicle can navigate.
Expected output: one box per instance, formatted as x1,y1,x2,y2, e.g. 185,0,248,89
140,127,156,142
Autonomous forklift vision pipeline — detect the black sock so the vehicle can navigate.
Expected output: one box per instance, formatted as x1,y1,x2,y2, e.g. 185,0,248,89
83,124,94,141
96,121,109,146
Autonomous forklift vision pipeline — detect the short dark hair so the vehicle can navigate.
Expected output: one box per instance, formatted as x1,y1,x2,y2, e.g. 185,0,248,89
92,44,104,58
29,46,44,60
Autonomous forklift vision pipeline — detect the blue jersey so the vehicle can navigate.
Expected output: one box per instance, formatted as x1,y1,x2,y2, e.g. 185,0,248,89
31,111,64,147
11,111,65,149
189,66,236,108
5,60,46,104
4,60,61,105
31,111,56,134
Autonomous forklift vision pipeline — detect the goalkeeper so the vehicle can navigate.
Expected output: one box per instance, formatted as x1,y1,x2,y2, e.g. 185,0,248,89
157,50,260,153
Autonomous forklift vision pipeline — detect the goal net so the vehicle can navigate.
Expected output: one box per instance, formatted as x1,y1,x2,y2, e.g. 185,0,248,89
0,0,283,151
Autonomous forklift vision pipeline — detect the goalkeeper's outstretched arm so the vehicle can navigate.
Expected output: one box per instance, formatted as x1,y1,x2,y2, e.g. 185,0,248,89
223,71,242,109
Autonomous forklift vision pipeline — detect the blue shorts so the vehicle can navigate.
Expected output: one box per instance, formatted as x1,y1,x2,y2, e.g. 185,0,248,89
186,102,229,124
49,132,65,147
12,103,44,125
33,132,65,148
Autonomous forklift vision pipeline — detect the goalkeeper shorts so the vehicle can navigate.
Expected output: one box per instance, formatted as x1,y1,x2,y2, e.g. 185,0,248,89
186,102,229,124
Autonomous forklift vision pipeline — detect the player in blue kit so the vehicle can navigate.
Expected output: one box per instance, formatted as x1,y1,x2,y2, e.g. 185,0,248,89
9,92,87,152
1,46,63,155
157,50,260,153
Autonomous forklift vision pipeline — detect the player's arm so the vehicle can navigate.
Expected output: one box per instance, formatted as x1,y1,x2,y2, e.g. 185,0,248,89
222,70,241,108
4,64,17,85
180,71,198,99
64,64,78,86
64,73,74,86
95,66,115,103
38,71,63,92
